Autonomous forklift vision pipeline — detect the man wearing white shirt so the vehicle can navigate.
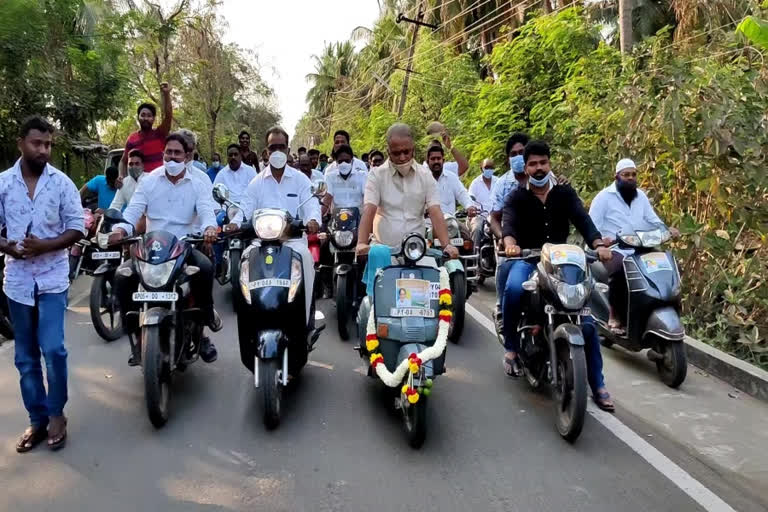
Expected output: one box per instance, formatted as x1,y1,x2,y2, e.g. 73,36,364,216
421,130,469,177
468,157,498,247
110,149,145,211
110,134,222,365
589,158,678,332
426,144,476,218
323,130,367,175
213,144,257,205
237,127,321,322
323,144,367,211
297,153,325,186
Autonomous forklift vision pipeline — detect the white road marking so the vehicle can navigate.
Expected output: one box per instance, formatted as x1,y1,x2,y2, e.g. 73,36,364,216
465,302,737,512
307,360,334,371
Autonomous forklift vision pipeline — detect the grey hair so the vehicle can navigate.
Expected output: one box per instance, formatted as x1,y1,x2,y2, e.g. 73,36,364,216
386,123,414,145
174,128,197,151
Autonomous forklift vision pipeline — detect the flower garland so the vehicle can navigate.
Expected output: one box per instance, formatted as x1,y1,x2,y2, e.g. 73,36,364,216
365,267,451,405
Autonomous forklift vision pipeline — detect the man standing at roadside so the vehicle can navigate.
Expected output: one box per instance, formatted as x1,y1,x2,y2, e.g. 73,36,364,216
0,117,85,453
120,83,173,176
238,130,259,168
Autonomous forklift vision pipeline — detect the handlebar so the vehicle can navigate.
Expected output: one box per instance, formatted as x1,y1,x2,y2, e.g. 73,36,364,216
496,248,542,261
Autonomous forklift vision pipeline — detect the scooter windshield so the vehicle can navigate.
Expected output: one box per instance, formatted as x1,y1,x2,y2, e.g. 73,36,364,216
135,231,183,263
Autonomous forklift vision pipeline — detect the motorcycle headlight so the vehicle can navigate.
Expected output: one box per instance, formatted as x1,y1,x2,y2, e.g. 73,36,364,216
138,260,176,289
445,217,460,239
556,281,588,310
287,255,303,303
239,257,251,304
253,212,286,241
97,232,110,250
402,234,426,263
334,230,354,248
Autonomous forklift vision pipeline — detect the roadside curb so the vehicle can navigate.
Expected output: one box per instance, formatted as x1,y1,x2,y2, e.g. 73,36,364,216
684,336,768,403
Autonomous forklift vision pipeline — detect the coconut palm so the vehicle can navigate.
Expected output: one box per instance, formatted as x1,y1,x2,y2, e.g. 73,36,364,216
305,41,358,121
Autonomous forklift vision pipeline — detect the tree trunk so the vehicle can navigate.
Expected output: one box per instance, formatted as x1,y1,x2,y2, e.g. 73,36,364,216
208,112,217,160
619,0,633,54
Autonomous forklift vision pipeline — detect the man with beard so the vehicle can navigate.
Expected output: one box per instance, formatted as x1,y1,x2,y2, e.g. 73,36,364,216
238,130,259,168
0,116,85,452
501,141,615,411
120,83,173,175
589,158,678,333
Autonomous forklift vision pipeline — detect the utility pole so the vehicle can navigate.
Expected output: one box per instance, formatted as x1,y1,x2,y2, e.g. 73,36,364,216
396,2,437,119
619,0,633,54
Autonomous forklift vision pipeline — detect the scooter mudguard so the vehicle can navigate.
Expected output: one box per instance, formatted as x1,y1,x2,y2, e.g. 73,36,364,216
397,343,435,379
443,259,464,275
335,263,353,277
553,323,585,346
307,234,321,263
256,329,287,359
644,306,685,341
141,307,174,327
93,262,113,276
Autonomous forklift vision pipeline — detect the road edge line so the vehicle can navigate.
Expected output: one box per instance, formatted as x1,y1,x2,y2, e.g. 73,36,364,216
465,302,736,512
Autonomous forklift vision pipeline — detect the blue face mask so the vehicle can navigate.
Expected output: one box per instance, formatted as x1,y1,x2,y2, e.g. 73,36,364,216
482,168,495,179
528,171,552,188
509,155,525,174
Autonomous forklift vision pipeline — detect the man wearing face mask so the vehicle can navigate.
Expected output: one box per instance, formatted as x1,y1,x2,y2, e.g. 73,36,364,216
206,153,222,183
324,130,368,175
236,127,321,321
110,134,222,366
501,141,615,411
589,158,679,333
323,144,367,213
468,158,498,247
357,123,459,260
110,150,145,211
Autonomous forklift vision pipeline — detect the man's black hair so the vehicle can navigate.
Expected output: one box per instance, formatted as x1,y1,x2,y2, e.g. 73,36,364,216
361,152,369,160
298,146,307,153
227,143,240,153
523,140,550,163
320,153,328,159
137,102,157,117
369,150,384,160
239,130,251,139
334,144,353,158
106,166,119,180
212,152,221,159
426,144,444,157
165,133,190,153
505,132,530,156
193,152,200,160
127,149,145,162
264,126,289,145
333,130,350,143
308,148,320,157
18,116,54,138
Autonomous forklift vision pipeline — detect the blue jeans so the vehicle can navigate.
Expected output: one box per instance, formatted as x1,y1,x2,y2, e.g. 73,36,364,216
9,290,69,427
495,259,512,307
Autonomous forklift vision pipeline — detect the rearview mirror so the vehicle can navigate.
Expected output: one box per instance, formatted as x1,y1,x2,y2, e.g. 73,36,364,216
312,180,327,197
212,184,230,204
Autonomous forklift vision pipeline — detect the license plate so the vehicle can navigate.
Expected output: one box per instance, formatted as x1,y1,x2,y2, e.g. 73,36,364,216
132,291,178,302
544,304,591,316
248,278,291,290
389,307,435,318
92,251,120,260
451,237,464,246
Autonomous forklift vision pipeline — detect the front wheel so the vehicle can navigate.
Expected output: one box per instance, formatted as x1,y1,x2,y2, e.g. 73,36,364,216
655,339,687,388
336,273,350,340
403,395,428,449
90,273,122,341
260,359,282,429
448,272,466,343
553,343,587,443
143,325,171,428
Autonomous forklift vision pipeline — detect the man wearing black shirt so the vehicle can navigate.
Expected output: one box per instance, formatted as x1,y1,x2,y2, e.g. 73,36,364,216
501,141,615,412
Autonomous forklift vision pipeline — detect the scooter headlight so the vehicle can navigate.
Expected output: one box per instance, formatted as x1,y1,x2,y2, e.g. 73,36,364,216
333,230,355,248
138,260,176,289
288,255,303,303
239,258,251,305
253,211,286,241
556,281,588,310
402,234,426,263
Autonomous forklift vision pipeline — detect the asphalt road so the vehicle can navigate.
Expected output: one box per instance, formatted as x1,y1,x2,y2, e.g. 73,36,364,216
0,278,761,512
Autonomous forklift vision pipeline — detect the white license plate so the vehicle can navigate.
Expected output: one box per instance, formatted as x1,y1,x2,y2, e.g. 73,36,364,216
92,251,120,260
544,304,591,316
132,292,178,302
389,307,436,318
451,237,464,246
248,278,291,290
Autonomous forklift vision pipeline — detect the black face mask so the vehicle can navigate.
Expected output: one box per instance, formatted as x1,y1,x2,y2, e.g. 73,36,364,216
616,179,638,204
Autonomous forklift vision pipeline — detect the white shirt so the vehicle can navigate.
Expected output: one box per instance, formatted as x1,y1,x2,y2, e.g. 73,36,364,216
239,165,321,226
422,160,459,176
468,174,498,213
434,170,472,216
326,168,367,209
110,174,141,211
309,169,325,186
324,157,367,176
589,182,663,248
117,166,218,239
0,160,85,305
212,163,257,204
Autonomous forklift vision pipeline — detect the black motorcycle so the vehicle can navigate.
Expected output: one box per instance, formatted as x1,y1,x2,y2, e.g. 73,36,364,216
211,184,245,307
103,209,210,428
467,197,496,286
328,206,360,340
233,186,327,429
589,226,687,388
89,217,126,341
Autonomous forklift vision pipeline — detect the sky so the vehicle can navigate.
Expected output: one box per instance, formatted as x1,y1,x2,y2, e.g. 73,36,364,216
216,0,381,140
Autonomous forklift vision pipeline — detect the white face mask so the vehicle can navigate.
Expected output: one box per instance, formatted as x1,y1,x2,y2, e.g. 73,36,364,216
393,160,412,176
338,162,352,176
165,160,186,177
269,151,287,169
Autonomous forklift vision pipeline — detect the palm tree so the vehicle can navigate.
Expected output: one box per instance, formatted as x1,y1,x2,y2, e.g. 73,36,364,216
305,41,358,121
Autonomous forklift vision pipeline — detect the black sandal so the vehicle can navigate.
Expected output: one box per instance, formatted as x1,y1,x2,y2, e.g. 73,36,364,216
16,425,48,453
47,417,67,451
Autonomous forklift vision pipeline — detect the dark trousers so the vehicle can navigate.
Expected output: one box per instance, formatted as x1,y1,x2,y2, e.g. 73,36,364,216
605,252,628,322
115,248,214,334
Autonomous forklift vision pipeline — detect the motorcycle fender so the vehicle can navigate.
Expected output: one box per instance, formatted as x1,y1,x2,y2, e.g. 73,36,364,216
141,307,173,328
397,344,435,379
335,263,353,277
443,259,464,275
256,329,287,359
92,262,113,276
644,306,685,341
229,239,243,250
553,323,585,346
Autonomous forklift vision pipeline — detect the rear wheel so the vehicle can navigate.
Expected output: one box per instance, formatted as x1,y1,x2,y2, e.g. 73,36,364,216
336,273,350,340
554,343,587,443
90,274,122,342
143,325,171,428
260,359,282,429
655,339,687,388
448,272,466,343
403,395,428,449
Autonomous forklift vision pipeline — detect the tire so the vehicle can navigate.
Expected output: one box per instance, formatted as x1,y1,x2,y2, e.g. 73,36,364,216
90,274,122,342
68,254,80,283
0,297,13,340
554,343,587,443
403,395,428,449
655,339,687,388
336,273,350,340
143,325,171,428
448,272,466,343
260,359,282,429
229,249,242,310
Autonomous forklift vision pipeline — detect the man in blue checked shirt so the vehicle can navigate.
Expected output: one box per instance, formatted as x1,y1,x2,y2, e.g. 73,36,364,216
0,116,85,453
